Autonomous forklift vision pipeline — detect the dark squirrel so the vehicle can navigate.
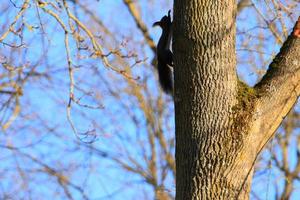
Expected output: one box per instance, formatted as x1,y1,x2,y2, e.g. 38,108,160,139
153,10,173,94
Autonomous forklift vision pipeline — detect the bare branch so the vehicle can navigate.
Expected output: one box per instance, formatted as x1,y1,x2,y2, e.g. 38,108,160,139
0,0,30,42
237,0,252,13
254,17,300,147
123,0,156,53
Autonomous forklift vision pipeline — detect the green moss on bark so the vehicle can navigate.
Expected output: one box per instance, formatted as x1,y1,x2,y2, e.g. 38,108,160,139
237,80,258,109
232,80,258,135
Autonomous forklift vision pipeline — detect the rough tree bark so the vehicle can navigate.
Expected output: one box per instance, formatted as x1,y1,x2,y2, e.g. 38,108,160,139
173,0,300,199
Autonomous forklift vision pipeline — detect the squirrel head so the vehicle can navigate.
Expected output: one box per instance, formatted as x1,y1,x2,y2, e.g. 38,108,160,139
153,10,171,29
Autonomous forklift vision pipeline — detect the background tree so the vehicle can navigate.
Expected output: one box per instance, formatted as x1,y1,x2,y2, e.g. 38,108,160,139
0,0,299,199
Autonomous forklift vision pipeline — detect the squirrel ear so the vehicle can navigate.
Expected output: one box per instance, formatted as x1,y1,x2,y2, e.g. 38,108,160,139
168,10,171,18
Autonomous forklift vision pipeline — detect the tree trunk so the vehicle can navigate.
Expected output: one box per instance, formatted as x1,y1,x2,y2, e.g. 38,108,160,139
173,0,300,199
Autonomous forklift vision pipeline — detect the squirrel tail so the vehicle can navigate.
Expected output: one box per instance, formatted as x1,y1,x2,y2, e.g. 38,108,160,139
157,61,173,94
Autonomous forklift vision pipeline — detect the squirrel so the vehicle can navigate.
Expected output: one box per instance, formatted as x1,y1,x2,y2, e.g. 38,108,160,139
153,10,173,95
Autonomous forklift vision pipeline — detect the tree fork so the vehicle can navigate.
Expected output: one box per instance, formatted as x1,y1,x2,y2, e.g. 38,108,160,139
173,0,300,198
